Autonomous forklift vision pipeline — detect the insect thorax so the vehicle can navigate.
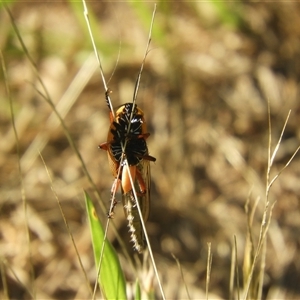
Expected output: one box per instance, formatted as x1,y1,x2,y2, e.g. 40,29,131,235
110,103,148,166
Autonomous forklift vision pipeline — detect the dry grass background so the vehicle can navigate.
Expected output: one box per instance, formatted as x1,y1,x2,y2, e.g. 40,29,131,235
1,1,300,299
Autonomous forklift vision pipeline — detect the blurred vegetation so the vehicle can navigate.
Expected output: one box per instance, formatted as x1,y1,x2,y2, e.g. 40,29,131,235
1,1,300,299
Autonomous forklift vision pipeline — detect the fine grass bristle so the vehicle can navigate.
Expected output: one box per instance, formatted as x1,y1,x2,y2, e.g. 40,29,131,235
241,106,300,299
2,2,300,299
82,1,166,298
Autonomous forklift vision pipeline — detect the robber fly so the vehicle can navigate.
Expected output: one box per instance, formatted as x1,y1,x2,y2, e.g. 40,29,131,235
98,10,156,253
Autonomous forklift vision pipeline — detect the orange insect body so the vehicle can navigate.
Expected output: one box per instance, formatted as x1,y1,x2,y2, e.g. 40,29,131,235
100,102,155,252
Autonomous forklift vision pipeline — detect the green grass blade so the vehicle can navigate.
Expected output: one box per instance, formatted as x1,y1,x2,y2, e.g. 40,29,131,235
134,279,141,300
84,191,127,300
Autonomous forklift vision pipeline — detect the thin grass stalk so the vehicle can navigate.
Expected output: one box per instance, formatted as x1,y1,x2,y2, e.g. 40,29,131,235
85,192,127,300
0,48,36,298
5,5,135,298
39,153,93,298
80,4,136,276
93,221,110,299
268,144,300,190
243,106,300,299
257,238,267,300
4,3,106,218
5,2,132,265
21,53,98,172
33,87,135,280
1,260,9,300
234,236,241,300
82,0,114,117
172,254,191,300
92,152,130,299
230,235,240,300
81,2,166,299
131,4,156,106
206,242,213,300
125,160,166,300
4,4,97,202
242,102,274,299
229,238,235,299
121,7,167,297
1,259,33,299
93,154,125,298
243,194,256,297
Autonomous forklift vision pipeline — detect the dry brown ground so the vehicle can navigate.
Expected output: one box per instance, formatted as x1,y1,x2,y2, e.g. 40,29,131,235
1,1,300,299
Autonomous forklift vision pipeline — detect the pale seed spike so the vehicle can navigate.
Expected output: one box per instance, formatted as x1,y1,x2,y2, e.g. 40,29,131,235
123,190,145,253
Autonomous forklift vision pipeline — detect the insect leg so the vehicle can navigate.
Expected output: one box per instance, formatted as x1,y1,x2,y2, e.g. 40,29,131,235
107,178,121,218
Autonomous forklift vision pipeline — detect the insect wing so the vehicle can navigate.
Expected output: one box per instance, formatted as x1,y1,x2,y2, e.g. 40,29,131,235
139,159,151,222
